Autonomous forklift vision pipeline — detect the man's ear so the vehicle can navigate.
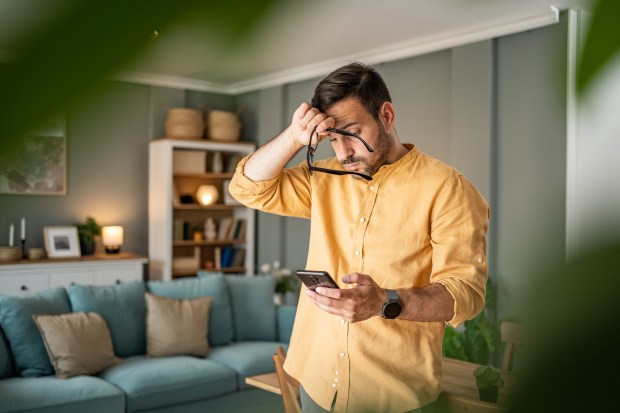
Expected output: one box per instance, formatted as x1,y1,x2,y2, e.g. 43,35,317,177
379,101,396,130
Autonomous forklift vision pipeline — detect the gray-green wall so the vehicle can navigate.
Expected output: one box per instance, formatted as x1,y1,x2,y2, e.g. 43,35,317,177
0,22,568,319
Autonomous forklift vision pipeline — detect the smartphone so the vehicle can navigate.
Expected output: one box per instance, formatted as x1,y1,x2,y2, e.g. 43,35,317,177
296,270,340,291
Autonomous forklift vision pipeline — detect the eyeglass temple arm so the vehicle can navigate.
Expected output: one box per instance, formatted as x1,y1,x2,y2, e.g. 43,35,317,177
325,127,374,152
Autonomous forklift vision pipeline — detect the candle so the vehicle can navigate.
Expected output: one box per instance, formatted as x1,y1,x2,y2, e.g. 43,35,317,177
21,217,25,240
9,224,14,247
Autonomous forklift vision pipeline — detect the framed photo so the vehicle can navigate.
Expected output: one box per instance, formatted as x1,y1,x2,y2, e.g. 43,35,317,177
43,226,81,258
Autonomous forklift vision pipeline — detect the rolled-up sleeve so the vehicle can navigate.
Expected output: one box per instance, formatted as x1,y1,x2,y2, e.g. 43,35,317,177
429,173,490,326
228,154,312,219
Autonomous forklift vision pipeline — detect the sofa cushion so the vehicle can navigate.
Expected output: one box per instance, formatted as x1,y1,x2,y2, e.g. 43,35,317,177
0,327,13,379
208,341,287,389
226,276,276,341
100,355,237,412
0,375,124,413
69,281,146,357
148,275,234,346
33,312,120,378
146,293,212,357
276,304,297,343
0,287,71,377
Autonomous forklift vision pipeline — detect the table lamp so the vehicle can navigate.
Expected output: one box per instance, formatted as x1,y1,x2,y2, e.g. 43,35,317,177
196,185,219,206
102,226,124,253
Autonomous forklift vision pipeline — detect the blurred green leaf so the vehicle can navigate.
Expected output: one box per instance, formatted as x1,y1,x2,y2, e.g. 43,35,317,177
0,0,279,165
577,0,620,93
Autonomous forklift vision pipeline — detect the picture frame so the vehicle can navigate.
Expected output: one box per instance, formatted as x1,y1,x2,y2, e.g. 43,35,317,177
0,114,66,195
43,226,81,258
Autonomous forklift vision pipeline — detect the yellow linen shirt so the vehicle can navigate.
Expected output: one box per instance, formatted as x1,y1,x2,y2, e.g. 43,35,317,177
229,144,489,413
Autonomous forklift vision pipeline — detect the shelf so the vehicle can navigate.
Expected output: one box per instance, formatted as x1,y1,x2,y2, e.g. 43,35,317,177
174,172,234,179
173,266,246,277
172,240,243,247
174,204,243,210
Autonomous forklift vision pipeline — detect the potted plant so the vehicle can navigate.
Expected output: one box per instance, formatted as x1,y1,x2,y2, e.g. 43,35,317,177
75,216,101,256
473,365,504,403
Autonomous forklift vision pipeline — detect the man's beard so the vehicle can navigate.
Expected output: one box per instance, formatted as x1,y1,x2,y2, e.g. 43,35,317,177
339,123,391,178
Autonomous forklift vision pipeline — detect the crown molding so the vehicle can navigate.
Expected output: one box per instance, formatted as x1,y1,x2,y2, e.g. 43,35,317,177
114,8,561,95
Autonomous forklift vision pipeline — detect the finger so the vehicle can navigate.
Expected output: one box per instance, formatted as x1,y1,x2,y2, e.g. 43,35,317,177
299,107,320,129
314,286,342,298
306,113,329,136
343,272,373,285
316,117,335,133
294,102,311,120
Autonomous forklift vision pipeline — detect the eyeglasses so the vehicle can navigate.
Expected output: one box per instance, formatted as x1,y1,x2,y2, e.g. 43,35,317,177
307,126,374,181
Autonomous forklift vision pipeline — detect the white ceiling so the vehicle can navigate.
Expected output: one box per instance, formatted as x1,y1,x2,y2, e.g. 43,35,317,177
0,0,592,94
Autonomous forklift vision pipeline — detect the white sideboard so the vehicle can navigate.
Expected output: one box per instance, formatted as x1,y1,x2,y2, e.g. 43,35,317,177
0,252,147,296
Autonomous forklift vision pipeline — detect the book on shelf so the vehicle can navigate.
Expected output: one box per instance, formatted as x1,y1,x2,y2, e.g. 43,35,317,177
218,246,245,269
218,217,234,240
173,150,207,174
214,246,222,270
231,218,247,242
173,219,184,241
232,248,245,268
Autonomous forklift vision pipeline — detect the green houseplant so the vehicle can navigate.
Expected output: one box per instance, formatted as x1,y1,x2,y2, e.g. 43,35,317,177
75,216,101,256
474,365,504,403
442,279,502,365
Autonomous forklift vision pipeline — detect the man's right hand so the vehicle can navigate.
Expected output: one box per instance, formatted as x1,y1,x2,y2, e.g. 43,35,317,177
242,102,335,182
288,103,335,147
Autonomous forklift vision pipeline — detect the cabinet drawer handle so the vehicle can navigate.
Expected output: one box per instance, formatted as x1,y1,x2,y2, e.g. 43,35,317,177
20,285,29,291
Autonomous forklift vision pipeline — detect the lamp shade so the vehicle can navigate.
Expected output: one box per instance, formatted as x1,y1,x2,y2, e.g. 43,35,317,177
102,226,123,253
196,185,219,206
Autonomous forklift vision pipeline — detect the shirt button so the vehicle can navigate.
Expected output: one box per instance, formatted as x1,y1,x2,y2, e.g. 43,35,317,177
339,352,345,358
476,257,483,263
354,250,360,256
334,378,339,383
335,370,339,376
369,185,376,191
340,319,346,324
359,217,365,223
331,383,337,388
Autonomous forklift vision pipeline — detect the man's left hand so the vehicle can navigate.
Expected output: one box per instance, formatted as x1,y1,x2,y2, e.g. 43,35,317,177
305,272,386,323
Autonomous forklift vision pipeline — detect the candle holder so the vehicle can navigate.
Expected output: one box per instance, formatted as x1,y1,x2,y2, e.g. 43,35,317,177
21,239,27,259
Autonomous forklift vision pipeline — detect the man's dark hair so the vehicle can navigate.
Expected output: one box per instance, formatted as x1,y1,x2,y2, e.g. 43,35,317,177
311,62,391,121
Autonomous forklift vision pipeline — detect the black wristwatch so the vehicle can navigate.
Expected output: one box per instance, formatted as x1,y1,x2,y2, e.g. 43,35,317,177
381,289,402,319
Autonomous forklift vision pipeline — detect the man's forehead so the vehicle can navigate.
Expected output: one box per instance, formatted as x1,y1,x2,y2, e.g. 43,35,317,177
325,99,368,127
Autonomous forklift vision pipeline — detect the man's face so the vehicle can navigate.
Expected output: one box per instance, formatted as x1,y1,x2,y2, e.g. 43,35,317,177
324,98,392,179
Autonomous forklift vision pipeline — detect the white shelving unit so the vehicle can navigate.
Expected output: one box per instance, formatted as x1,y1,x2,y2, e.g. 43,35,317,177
148,138,256,281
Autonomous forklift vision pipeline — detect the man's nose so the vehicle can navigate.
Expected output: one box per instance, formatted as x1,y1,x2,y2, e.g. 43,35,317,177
334,140,356,160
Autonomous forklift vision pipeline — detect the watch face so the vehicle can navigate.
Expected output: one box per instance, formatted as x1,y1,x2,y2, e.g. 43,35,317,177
383,301,401,319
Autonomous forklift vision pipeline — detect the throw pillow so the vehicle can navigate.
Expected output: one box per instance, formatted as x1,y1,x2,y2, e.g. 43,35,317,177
69,281,146,357
145,293,213,357
0,287,71,377
226,276,276,341
33,312,120,379
0,327,14,378
147,274,234,346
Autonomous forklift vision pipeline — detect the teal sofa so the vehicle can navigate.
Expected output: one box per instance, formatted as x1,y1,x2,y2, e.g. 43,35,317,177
0,274,296,413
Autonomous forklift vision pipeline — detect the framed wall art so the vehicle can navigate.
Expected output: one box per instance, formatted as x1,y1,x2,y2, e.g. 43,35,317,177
0,115,66,195
43,226,81,258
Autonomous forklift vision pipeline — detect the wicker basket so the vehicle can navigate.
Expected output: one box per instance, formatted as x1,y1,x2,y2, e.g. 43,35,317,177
206,110,241,142
165,108,205,140
0,247,21,262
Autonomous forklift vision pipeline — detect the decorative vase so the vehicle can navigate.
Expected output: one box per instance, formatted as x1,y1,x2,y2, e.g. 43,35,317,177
478,387,499,403
80,239,96,256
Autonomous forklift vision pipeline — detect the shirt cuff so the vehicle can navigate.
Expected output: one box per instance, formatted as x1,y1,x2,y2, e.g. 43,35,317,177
435,277,485,327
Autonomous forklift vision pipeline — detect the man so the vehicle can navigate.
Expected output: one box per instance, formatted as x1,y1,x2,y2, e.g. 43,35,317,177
229,62,489,413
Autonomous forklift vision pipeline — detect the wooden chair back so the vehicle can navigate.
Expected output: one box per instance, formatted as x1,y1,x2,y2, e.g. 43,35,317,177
273,345,301,413
501,321,526,371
